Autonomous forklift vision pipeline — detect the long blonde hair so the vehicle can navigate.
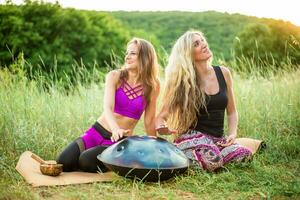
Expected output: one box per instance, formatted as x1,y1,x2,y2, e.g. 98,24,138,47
120,38,159,104
163,30,209,134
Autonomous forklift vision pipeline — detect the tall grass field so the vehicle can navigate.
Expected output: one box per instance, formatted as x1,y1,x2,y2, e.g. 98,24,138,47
0,61,299,199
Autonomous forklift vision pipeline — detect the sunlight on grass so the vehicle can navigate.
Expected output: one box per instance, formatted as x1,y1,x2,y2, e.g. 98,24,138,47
0,63,299,199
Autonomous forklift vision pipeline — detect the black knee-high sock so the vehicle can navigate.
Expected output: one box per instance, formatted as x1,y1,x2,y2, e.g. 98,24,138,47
79,145,109,173
56,139,81,172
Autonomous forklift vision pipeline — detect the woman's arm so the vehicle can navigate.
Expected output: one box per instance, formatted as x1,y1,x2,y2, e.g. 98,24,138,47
155,102,169,128
144,82,160,136
155,97,177,135
219,66,238,146
103,70,130,141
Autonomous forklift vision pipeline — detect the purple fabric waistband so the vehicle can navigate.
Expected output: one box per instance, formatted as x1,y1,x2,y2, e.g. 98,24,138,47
81,127,115,150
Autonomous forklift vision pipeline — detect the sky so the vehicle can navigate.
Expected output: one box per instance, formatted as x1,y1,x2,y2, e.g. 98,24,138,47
4,0,300,26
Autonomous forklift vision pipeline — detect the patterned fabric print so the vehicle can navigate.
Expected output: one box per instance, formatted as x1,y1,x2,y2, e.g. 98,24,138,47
175,134,213,151
174,130,223,171
182,149,203,168
221,144,252,164
174,129,252,171
193,144,223,171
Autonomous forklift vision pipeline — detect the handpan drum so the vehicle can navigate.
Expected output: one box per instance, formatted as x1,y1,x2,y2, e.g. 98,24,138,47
97,136,189,182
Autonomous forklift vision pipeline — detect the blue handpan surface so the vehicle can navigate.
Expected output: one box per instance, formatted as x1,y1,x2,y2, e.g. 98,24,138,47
97,136,189,181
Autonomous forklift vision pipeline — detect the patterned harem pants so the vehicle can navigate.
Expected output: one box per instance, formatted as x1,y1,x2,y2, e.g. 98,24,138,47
174,130,252,171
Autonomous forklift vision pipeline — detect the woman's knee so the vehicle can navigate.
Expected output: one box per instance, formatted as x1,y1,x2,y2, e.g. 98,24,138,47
56,140,81,171
222,145,252,164
78,153,92,172
78,147,109,173
193,145,223,171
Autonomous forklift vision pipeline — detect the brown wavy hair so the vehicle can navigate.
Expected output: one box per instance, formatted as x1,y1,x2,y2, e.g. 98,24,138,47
120,38,159,103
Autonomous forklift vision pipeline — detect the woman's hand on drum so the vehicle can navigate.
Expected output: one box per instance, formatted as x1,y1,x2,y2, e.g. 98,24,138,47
111,128,131,142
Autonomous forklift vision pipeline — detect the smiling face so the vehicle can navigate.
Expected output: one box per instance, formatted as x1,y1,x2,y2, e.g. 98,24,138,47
124,42,139,70
192,33,212,62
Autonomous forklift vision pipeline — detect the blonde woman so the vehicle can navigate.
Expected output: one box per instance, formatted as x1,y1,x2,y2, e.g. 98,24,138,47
155,30,252,171
57,38,160,172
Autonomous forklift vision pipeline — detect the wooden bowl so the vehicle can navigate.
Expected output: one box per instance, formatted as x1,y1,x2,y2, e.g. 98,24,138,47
40,163,63,176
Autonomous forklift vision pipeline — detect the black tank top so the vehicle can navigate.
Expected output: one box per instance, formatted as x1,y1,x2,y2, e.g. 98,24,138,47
192,66,228,137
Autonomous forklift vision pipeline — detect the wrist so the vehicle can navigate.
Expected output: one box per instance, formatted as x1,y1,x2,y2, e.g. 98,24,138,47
228,132,237,137
155,118,166,127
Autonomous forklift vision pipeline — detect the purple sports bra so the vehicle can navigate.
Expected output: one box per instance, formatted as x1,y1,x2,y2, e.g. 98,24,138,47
114,78,147,120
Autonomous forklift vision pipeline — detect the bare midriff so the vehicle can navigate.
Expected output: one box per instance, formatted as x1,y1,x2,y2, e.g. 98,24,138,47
97,113,138,136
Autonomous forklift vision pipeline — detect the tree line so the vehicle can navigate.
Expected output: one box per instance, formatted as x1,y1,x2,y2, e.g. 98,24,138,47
1,0,299,82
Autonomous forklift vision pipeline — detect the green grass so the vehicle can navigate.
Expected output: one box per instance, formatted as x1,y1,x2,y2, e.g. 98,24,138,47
0,66,299,200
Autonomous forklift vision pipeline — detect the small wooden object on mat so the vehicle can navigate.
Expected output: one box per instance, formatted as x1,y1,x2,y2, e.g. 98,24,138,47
16,151,116,187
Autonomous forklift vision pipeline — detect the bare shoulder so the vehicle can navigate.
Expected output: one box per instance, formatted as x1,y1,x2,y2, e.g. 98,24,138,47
106,70,121,83
219,66,231,77
219,66,233,86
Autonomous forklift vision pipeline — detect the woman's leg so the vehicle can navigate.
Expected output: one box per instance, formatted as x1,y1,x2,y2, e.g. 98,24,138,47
174,131,223,171
193,143,223,171
56,121,113,172
56,138,83,172
78,145,109,173
220,144,252,165
78,122,115,172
